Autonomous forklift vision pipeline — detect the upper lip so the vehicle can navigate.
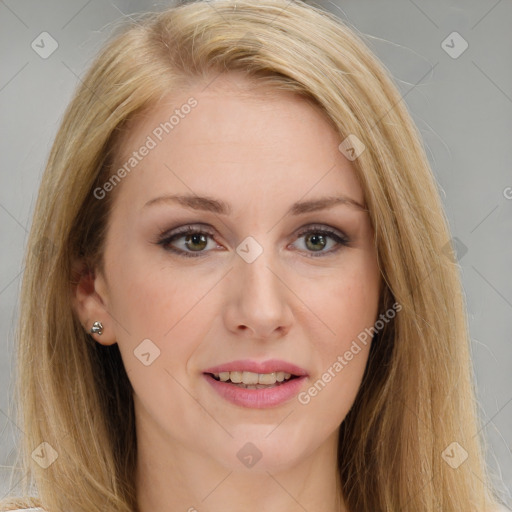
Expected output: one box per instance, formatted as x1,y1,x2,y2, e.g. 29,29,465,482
203,359,308,376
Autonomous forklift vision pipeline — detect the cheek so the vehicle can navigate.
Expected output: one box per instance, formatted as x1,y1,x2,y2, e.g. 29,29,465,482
311,252,380,349
103,250,217,378
106,238,213,331
302,251,380,400
297,278,377,432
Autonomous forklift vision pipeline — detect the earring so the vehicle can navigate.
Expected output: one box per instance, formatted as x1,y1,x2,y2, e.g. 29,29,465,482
90,321,104,335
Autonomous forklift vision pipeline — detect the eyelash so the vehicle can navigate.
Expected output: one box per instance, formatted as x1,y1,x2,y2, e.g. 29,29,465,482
155,224,350,259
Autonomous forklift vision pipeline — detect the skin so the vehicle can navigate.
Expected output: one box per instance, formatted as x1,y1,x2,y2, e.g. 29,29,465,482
73,71,382,512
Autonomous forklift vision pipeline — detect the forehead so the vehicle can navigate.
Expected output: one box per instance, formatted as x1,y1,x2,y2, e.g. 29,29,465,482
108,72,364,210
116,71,333,156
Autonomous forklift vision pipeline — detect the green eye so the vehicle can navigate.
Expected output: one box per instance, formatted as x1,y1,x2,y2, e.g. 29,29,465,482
292,226,349,257
157,224,349,258
158,226,217,258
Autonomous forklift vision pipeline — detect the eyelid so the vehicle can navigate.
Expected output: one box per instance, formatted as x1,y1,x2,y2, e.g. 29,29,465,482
156,224,220,258
157,223,214,240
155,222,350,258
290,224,350,258
294,223,347,240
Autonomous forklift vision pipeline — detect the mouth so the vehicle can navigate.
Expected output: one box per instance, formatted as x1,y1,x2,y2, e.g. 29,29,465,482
207,370,299,389
202,360,308,408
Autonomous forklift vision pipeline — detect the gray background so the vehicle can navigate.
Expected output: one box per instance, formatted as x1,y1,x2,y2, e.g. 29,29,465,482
1,0,511,505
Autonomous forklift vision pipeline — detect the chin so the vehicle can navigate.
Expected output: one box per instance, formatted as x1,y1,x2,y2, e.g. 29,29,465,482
209,428,318,474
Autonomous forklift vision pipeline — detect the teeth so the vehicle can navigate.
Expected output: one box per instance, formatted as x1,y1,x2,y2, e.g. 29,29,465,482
258,372,276,385
212,370,295,385
242,371,259,385
230,371,243,383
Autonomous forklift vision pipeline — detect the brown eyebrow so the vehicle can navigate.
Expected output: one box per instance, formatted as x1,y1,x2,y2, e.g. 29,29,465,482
143,194,367,215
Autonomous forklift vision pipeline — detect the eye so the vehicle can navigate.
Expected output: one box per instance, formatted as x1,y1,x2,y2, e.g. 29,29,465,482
156,223,350,258
156,225,220,258
291,225,349,257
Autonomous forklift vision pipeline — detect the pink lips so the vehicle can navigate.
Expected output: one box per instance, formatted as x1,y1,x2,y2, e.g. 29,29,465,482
203,359,308,409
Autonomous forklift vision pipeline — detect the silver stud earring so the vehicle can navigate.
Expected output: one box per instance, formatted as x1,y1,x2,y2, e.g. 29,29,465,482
90,321,104,335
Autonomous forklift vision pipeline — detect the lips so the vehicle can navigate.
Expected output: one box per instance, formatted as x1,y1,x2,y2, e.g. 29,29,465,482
203,359,308,408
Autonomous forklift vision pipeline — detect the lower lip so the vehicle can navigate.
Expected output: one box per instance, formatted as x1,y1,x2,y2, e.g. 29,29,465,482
203,373,307,408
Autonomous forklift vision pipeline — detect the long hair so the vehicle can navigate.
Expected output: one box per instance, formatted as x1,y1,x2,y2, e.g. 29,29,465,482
1,1,499,510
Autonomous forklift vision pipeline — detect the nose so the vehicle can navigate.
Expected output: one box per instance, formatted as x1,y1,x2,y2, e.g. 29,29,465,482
222,247,294,340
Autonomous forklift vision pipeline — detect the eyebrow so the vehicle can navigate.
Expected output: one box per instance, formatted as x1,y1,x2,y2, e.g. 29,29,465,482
143,193,367,215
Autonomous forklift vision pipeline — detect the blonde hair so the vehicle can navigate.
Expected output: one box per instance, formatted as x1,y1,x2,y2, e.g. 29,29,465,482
1,1,501,511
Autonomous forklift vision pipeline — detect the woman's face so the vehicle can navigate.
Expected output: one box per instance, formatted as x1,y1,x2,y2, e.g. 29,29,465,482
77,72,381,473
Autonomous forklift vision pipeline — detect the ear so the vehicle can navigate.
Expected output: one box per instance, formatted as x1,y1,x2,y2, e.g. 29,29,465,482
71,260,117,346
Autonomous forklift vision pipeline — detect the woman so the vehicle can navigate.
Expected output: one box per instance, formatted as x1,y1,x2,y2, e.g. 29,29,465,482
1,0,508,511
